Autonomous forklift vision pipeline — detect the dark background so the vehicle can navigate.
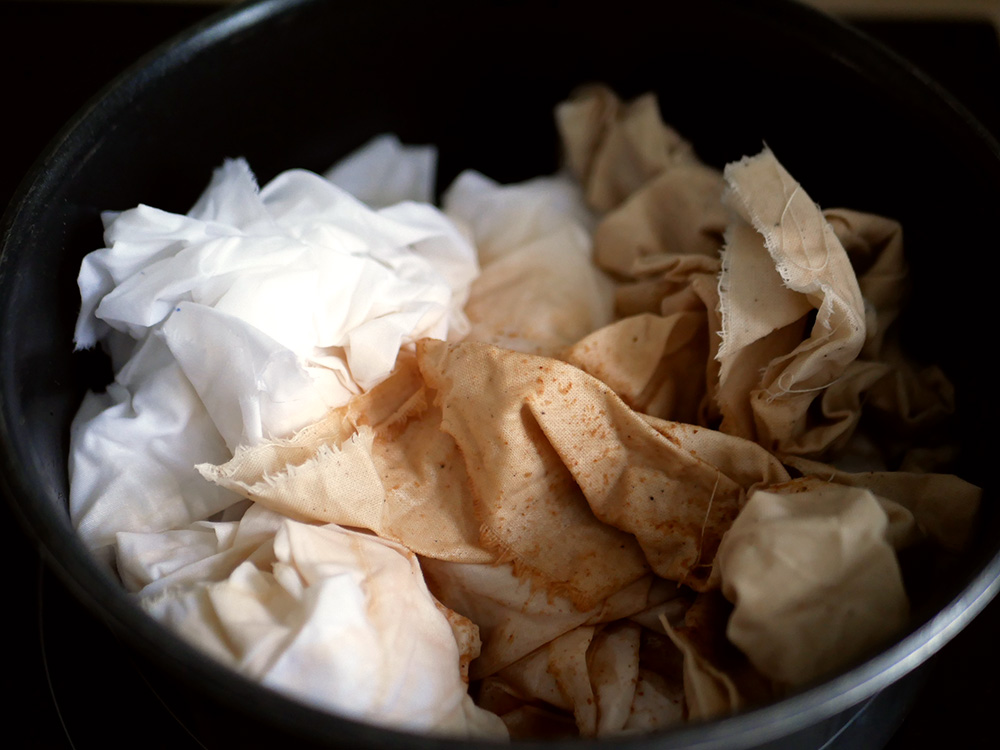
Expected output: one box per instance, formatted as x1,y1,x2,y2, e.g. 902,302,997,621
2,2,999,747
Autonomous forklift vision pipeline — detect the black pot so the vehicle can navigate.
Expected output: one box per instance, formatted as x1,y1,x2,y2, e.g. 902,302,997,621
2,1,998,748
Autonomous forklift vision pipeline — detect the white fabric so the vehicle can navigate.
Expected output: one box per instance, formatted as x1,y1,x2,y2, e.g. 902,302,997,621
68,141,500,736
140,514,506,737
71,149,478,550
75,157,477,399
116,500,281,596
69,333,238,553
324,133,437,208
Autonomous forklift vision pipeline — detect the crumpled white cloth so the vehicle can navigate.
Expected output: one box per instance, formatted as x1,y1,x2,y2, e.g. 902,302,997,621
70,333,238,554
131,505,506,737
68,137,506,736
323,133,437,208
71,137,478,552
76,154,477,417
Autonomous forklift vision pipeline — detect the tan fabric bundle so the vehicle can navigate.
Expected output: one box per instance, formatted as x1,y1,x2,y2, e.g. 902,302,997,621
557,84,956,465
555,84,699,214
715,148,869,456
718,478,911,686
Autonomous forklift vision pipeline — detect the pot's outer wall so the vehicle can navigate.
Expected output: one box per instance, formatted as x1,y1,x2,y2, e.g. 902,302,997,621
2,1,999,748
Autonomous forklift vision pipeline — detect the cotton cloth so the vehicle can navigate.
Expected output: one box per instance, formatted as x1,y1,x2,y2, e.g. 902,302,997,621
202,338,795,601
136,506,506,736
69,87,983,739
555,84,699,213
548,85,980,721
718,478,910,686
556,85,958,466
715,148,868,456
70,140,477,552
443,170,615,355
69,137,502,736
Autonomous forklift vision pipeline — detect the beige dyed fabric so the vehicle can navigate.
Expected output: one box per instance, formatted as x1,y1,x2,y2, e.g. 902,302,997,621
715,148,869,456
199,335,794,734
659,592,774,720
204,338,798,604
783,456,981,553
562,312,709,424
717,478,910,687
556,85,956,465
592,164,727,278
549,86,980,718
485,623,662,737
555,86,728,428
556,84,699,214
438,567,686,737
419,561,673,680
828,208,956,457
199,357,493,564
710,152,956,462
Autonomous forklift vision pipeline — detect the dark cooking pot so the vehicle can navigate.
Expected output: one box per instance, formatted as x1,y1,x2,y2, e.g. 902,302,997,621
2,0,998,747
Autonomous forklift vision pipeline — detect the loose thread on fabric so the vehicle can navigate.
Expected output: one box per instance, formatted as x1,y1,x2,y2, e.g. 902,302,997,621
759,316,859,402
687,470,721,581
773,177,835,275
763,370,842,402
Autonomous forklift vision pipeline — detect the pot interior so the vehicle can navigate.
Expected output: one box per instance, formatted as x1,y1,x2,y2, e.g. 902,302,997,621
2,0,998,747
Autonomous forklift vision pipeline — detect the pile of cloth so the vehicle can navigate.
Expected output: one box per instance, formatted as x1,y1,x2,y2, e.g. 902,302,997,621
69,84,980,739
